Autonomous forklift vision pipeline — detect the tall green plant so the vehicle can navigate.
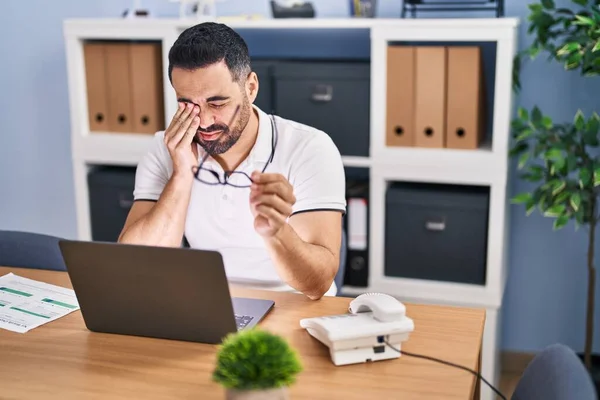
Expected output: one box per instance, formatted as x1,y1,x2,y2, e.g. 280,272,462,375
511,0,600,370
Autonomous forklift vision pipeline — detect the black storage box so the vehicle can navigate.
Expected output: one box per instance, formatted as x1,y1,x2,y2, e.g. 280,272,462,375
273,60,370,157
384,182,489,285
88,166,137,242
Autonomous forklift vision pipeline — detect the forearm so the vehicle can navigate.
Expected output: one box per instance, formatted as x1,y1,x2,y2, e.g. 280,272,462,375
118,174,193,247
264,224,338,300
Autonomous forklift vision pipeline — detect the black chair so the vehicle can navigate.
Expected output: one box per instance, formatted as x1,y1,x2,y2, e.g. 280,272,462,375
512,343,598,400
0,230,67,271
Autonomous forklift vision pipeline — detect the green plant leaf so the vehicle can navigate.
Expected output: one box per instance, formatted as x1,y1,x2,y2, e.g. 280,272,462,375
594,167,600,186
567,154,578,171
526,198,537,215
557,42,581,56
574,15,595,26
518,152,530,169
512,192,533,204
587,112,600,134
532,106,543,127
570,192,582,211
544,148,562,161
541,116,553,129
517,107,529,121
541,0,555,8
529,3,544,12
593,40,600,52
509,142,528,157
556,191,571,204
575,110,586,130
553,213,570,230
571,0,587,6
552,180,567,195
544,204,566,217
516,128,534,142
580,168,592,187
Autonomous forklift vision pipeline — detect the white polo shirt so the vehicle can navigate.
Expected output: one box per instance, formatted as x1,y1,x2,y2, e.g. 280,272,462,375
132,105,346,295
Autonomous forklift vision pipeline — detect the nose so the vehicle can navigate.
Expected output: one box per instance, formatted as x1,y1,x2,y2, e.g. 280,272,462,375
197,108,215,129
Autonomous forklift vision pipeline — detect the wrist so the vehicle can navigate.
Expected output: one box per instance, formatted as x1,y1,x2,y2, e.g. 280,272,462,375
169,172,195,193
264,223,290,247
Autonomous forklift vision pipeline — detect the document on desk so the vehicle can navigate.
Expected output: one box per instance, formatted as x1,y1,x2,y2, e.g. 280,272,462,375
0,273,80,333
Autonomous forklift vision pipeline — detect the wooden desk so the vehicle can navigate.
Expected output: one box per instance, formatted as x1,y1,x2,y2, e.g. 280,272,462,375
0,267,485,399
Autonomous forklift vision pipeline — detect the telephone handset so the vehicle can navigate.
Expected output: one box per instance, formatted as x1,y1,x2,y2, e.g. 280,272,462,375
348,293,406,322
299,292,414,366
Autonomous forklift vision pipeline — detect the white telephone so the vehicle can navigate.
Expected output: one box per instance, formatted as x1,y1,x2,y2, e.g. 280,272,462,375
299,293,414,366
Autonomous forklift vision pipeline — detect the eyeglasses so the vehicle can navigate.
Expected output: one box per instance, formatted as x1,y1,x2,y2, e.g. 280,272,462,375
191,106,276,188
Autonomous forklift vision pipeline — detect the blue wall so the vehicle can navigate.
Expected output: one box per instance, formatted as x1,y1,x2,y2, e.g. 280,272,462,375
1,0,598,354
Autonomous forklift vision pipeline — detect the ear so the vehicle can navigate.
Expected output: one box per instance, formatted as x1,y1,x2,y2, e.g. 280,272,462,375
245,71,259,104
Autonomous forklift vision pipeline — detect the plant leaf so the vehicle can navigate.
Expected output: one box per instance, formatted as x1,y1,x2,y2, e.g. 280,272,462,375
595,167,600,186
544,148,562,161
518,152,530,169
552,180,566,195
593,40,600,52
557,42,581,56
541,116,553,129
516,128,535,142
532,106,543,127
518,107,529,121
580,168,592,188
575,109,586,131
570,192,582,211
574,15,595,27
512,192,532,204
553,213,570,230
544,204,566,217
541,0,555,8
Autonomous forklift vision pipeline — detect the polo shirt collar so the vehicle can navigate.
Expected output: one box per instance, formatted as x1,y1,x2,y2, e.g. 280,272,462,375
249,104,274,164
195,104,273,167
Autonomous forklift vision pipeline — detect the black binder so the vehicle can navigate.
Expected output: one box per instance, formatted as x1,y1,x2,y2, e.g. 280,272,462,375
343,176,369,287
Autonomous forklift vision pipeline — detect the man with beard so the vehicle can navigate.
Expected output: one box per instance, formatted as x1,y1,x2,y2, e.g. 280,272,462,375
118,22,346,300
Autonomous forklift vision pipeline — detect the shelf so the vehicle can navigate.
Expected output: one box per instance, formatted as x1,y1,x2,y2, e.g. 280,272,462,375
63,18,519,38
74,132,374,169
340,156,372,168
372,142,504,186
343,276,501,308
73,132,154,166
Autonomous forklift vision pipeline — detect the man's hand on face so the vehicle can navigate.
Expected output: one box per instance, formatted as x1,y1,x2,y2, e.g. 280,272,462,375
164,102,200,179
249,172,296,238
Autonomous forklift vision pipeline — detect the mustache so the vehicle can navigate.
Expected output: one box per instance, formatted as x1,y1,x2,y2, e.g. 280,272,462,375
195,105,240,134
197,124,228,133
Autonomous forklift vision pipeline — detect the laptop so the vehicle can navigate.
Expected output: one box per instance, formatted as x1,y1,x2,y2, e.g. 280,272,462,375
58,240,275,344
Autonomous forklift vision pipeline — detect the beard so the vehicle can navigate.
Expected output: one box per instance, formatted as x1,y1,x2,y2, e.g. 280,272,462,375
193,95,252,155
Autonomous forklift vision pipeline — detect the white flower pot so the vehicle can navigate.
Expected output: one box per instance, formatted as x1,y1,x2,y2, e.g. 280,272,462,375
226,387,289,400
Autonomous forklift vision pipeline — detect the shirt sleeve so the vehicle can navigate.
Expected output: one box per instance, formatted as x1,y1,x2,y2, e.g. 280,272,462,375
133,131,172,202
289,131,346,216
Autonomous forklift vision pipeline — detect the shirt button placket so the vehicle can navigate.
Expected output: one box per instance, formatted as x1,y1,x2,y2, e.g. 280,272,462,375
222,185,235,218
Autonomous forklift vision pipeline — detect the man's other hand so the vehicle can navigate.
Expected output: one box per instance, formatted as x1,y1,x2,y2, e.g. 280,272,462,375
249,172,296,237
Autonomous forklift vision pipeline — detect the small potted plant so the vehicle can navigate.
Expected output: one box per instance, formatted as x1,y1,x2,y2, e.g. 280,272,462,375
212,329,303,399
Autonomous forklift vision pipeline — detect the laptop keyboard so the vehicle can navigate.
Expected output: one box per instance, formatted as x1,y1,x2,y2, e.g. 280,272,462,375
235,314,254,330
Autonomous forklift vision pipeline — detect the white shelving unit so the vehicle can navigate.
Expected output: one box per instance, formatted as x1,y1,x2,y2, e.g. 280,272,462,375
63,16,519,400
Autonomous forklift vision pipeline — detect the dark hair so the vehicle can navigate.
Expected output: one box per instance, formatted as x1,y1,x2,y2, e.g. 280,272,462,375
168,22,251,83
